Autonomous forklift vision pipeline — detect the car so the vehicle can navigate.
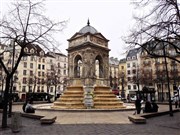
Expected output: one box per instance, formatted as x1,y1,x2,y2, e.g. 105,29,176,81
171,94,179,102
112,89,119,95
116,95,121,100
130,95,137,101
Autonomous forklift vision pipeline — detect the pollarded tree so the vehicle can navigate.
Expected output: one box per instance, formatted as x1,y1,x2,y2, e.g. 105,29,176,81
0,0,67,128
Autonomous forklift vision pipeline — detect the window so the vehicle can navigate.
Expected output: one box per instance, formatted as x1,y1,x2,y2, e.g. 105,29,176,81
50,59,53,63
29,78,33,84
127,63,130,68
22,86,26,92
37,86,40,92
128,85,131,90
30,70,33,76
64,64,66,68
50,87,53,92
38,64,41,69
38,71,41,76
132,69,136,74
127,70,130,75
24,48,28,53
42,79,45,84
42,65,45,70
23,70,27,75
29,86,32,92
50,65,53,70
58,63,60,68
42,58,45,63
133,85,137,89
22,57,27,61
64,70,66,75
31,56,34,61
132,56,136,59
30,63,33,68
41,86,44,92
30,49,34,54
58,69,61,74
132,62,136,67
23,78,26,84
24,62,27,68
121,66,124,70
128,77,131,81
42,72,45,77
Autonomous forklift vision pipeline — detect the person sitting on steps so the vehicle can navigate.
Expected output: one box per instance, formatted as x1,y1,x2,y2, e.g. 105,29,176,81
22,100,35,113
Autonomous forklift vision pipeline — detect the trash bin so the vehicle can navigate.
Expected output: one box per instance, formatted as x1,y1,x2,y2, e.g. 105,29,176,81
11,111,21,133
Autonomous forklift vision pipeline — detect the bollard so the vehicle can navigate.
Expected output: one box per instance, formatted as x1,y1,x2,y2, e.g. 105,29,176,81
11,111,21,133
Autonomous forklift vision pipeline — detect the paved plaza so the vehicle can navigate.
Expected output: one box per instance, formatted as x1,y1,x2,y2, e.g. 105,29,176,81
0,104,180,135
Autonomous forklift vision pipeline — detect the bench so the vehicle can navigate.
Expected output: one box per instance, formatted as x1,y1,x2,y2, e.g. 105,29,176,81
21,112,57,124
21,112,44,120
128,115,146,124
40,116,57,124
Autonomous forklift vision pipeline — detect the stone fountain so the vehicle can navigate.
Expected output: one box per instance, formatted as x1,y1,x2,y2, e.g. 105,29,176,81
52,21,126,110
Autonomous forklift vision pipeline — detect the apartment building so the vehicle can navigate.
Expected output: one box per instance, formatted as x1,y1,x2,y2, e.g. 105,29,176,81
126,48,141,98
0,42,68,100
119,58,127,98
109,57,119,89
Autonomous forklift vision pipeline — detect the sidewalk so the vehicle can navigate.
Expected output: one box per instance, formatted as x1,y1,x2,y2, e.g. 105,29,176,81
0,104,180,135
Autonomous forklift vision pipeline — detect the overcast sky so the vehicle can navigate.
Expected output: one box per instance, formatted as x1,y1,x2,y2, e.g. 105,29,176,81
1,0,136,59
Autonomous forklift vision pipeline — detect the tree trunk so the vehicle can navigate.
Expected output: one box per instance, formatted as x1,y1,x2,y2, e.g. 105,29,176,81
2,76,11,128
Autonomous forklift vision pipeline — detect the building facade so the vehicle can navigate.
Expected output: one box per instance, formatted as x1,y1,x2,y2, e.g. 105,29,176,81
0,42,68,100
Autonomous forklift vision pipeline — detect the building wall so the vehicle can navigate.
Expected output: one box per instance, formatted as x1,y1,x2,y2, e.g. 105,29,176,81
0,43,68,100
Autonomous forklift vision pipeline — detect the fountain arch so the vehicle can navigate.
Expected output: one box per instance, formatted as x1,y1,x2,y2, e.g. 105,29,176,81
74,54,82,78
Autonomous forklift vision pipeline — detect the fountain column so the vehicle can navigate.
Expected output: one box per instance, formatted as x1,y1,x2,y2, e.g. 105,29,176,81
83,86,94,109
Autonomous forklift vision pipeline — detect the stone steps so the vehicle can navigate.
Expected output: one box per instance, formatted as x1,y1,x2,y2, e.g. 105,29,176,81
52,85,125,109
93,86,125,109
94,105,126,109
53,86,84,109
52,105,85,109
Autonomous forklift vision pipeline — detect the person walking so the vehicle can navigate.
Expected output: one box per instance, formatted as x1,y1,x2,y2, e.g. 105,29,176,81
174,96,179,108
135,98,142,114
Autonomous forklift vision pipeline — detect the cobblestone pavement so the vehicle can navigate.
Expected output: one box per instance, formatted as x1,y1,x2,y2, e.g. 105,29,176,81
0,104,180,135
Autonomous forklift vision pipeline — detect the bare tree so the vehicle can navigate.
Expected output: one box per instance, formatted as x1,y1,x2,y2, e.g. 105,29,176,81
125,0,179,116
126,0,180,63
0,0,67,128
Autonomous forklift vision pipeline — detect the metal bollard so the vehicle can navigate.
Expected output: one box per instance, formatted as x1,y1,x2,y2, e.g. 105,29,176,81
11,111,21,133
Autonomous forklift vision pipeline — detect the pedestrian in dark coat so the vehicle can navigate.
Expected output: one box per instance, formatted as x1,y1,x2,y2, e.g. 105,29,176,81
135,98,142,114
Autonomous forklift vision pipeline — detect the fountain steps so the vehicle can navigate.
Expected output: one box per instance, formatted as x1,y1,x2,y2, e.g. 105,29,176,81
61,94,83,97
94,105,126,109
95,95,116,98
94,101,123,105
53,86,84,109
94,99,119,102
54,102,83,106
57,97,84,101
52,85,125,109
53,105,85,109
93,86,124,109
64,91,84,94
